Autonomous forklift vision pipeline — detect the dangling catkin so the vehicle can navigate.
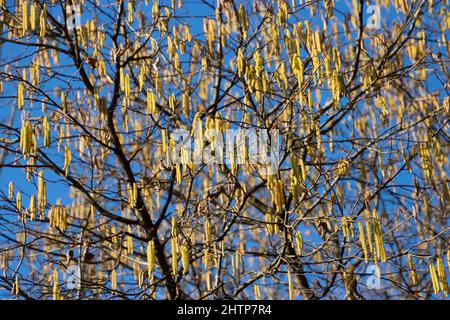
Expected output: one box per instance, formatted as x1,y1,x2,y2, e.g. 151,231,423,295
147,240,155,278
39,5,48,37
52,268,59,300
29,195,37,220
43,116,51,147
146,90,157,114
437,257,449,295
124,74,131,97
16,191,22,214
295,231,303,256
171,237,178,276
38,171,47,212
8,182,14,199
14,275,19,295
181,241,189,274
358,222,369,263
22,0,29,36
408,254,418,285
254,284,262,300
429,263,439,294
18,83,25,109
64,144,72,176
111,269,117,291
287,269,294,300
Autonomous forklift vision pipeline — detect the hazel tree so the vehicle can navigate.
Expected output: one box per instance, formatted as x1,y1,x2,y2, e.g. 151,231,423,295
0,0,449,300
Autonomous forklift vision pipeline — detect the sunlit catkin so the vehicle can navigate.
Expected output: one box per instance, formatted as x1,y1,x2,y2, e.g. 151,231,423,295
181,241,189,274
147,240,155,277
8,182,14,200
30,2,38,31
20,120,33,159
38,170,47,213
43,116,51,147
18,83,25,109
295,231,303,256
39,5,48,37
288,270,295,300
254,284,262,300
358,222,369,263
52,268,59,300
124,74,131,97
126,225,134,255
146,90,157,114
16,192,22,214
14,275,19,295
176,164,182,185
111,269,117,291
171,237,178,276
437,257,449,295
408,254,418,285
22,0,29,36
64,144,72,176
373,216,387,263
429,263,439,294
29,195,37,221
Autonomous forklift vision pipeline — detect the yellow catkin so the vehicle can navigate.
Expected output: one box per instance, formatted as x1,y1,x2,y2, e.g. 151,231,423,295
288,270,295,300
299,158,307,181
20,120,34,158
447,251,450,271
43,116,51,147
373,217,387,263
132,182,138,207
169,94,176,111
172,215,178,237
147,240,155,278
15,275,19,295
30,2,38,31
437,257,449,295
171,237,178,276
52,268,59,300
181,241,189,274
29,195,37,220
39,5,48,37
254,284,262,300
138,64,145,91
22,0,29,36
341,216,349,238
365,220,373,254
18,83,25,109
8,181,14,199
16,192,22,214
295,231,303,256
429,263,439,294
111,269,117,291
147,90,156,114
358,222,369,263
124,74,131,97
237,48,246,77
64,144,72,176
38,170,47,212
408,254,418,285
182,91,190,116
127,0,134,22
176,164,182,185
126,225,133,255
